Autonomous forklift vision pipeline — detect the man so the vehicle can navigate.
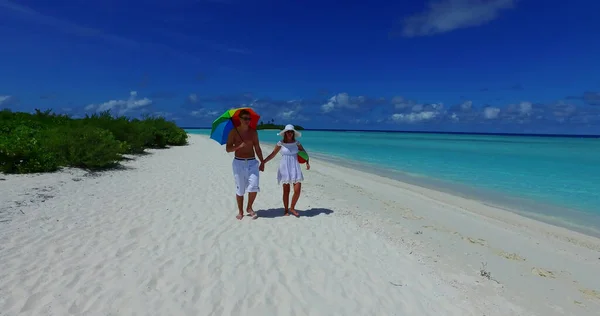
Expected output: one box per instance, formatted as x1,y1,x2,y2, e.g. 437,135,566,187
225,109,265,220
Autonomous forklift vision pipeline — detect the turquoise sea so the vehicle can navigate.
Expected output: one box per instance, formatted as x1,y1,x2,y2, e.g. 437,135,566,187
187,129,600,236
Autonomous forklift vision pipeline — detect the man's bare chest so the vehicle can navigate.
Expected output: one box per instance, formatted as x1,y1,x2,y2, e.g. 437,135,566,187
235,133,253,144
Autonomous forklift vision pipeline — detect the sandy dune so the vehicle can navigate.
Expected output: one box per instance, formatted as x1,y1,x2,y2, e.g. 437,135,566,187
1,134,599,315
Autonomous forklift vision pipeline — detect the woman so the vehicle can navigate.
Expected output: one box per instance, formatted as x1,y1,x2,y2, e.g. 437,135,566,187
262,124,310,217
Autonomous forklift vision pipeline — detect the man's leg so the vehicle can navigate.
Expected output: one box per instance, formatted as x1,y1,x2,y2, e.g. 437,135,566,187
245,160,260,219
247,192,257,213
232,159,247,220
235,194,244,220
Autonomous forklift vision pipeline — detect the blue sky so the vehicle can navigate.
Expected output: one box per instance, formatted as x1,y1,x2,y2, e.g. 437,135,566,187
1,0,599,134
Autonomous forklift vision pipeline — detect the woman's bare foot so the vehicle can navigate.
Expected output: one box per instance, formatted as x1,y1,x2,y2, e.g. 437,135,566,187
246,208,258,219
290,209,299,217
236,213,244,220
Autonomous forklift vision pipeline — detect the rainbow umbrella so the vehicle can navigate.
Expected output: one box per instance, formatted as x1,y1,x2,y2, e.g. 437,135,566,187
297,150,309,164
210,107,261,145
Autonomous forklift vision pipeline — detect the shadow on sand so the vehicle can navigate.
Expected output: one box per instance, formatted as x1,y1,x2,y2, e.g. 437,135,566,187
256,207,334,219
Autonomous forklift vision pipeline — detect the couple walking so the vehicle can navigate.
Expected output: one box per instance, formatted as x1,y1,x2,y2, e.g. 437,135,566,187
225,109,311,220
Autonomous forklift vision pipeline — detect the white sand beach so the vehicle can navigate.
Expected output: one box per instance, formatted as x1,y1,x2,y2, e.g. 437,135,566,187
1,133,599,316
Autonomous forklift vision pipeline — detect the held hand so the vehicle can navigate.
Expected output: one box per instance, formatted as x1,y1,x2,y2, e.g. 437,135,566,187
306,162,310,170
259,162,265,172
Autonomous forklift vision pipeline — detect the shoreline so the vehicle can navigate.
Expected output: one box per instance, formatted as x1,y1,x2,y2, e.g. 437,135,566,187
257,137,600,249
253,135,600,314
256,138,600,239
2,134,599,315
315,149,600,249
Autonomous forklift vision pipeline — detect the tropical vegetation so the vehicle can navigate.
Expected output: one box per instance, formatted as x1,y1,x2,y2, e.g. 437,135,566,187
0,109,188,174
257,119,304,131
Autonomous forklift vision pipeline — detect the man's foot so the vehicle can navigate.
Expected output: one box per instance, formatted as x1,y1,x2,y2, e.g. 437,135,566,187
290,209,299,218
236,213,244,220
284,209,290,216
247,208,258,219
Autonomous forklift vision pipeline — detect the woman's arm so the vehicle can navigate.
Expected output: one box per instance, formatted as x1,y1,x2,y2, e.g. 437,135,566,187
263,145,281,164
297,142,310,169
297,142,307,154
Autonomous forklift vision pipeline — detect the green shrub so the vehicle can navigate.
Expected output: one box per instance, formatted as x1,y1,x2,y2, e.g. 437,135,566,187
0,108,188,174
44,126,124,170
0,125,60,174
139,115,189,148
81,112,152,154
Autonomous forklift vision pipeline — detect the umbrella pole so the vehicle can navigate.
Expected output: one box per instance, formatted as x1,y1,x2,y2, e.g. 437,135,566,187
230,118,244,142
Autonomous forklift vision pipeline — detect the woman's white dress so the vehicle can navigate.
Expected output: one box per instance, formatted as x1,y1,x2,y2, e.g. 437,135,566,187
276,141,304,185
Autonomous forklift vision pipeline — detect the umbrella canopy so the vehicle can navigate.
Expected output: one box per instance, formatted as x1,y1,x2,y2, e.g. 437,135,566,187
210,107,261,145
297,150,309,164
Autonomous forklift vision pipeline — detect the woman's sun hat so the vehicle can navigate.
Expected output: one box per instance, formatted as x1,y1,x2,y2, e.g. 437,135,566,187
278,124,302,138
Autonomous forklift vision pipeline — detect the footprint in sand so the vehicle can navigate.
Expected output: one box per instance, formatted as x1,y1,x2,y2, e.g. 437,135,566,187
531,267,555,278
128,226,146,238
400,208,423,220
114,242,138,257
494,250,526,261
579,288,600,301
421,225,527,263
464,237,487,247
422,225,459,235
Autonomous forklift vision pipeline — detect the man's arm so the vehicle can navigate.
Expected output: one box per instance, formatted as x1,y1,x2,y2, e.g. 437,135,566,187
225,130,238,153
253,130,264,162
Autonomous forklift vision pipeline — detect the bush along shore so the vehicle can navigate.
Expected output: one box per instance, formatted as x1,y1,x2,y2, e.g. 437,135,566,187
0,109,188,174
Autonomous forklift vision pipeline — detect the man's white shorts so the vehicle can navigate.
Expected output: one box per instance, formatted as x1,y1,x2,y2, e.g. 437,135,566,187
232,157,260,196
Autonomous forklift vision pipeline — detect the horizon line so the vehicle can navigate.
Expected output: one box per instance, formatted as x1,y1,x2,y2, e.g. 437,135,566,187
182,127,600,138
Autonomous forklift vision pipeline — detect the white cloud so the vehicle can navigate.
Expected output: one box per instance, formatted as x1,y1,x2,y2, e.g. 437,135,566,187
503,101,533,121
280,110,296,120
276,101,309,121
336,93,349,106
401,0,516,37
391,96,416,109
320,93,365,113
0,95,14,106
153,111,173,118
321,98,335,113
188,93,198,103
388,96,446,123
427,102,444,111
412,104,424,112
459,100,473,111
191,108,219,118
86,91,152,116
391,111,438,123
483,106,500,119
551,101,576,120
518,101,532,116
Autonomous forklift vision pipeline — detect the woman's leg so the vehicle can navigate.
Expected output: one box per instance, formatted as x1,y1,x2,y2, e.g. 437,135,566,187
282,183,290,215
289,182,302,217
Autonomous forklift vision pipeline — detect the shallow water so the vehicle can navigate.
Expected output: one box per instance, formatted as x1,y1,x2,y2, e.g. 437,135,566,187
188,129,600,235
